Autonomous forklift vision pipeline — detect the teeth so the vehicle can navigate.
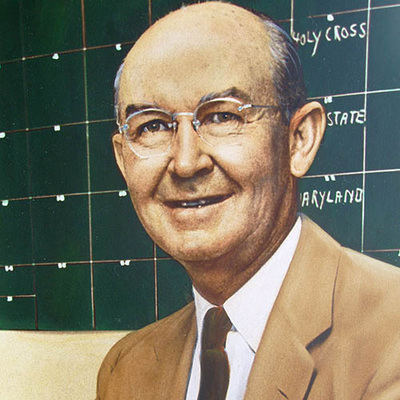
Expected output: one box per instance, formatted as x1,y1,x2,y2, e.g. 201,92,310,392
171,195,229,209
180,199,207,208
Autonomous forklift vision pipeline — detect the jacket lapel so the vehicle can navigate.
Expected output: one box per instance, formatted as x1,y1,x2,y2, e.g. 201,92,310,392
164,308,197,399
245,216,340,399
153,304,197,399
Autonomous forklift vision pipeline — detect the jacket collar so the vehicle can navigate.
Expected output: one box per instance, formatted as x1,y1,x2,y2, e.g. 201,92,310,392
245,216,340,399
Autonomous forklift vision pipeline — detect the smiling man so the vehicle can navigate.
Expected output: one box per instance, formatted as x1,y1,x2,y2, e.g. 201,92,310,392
96,3,400,399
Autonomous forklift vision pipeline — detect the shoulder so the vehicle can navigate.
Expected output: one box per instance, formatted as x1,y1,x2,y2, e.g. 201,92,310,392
101,302,195,369
301,215,400,290
335,246,400,324
302,215,400,327
96,302,195,399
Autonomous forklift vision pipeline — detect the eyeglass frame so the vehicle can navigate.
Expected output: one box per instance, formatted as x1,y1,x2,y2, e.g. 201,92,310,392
117,97,281,159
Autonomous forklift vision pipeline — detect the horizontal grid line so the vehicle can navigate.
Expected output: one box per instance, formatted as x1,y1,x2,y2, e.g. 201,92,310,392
365,248,400,253
307,3,400,19
2,3,398,66
2,1,397,65
1,249,398,269
303,168,400,179
1,189,126,203
0,257,174,269
0,118,115,136
0,40,136,66
3,88,400,135
4,168,400,203
308,87,400,102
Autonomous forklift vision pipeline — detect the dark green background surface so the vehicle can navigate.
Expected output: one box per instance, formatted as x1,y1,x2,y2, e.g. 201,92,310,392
0,0,399,330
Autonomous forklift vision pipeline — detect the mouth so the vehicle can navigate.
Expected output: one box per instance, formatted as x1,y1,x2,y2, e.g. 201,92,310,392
164,194,231,209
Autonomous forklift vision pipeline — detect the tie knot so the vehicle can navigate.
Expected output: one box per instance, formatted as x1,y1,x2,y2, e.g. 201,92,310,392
202,307,232,350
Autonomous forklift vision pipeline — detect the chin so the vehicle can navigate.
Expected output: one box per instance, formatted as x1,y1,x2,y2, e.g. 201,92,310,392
159,235,231,263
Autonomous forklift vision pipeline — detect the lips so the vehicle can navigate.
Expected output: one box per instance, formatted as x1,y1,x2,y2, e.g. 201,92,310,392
164,194,231,209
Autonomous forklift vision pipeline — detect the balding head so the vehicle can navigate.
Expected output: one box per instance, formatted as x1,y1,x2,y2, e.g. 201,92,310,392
115,2,306,125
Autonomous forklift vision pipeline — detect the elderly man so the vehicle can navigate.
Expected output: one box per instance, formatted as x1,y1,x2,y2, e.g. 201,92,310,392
97,2,400,399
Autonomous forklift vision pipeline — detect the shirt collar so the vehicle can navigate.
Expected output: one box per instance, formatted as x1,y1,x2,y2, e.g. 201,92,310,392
193,216,302,353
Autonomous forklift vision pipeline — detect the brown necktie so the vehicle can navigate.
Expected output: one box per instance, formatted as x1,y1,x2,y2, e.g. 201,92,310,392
197,307,232,400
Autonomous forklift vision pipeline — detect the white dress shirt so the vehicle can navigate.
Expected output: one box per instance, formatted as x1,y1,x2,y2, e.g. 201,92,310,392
185,217,302,400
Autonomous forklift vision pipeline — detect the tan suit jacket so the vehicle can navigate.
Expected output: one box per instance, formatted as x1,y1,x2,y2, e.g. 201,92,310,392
97,217,400,399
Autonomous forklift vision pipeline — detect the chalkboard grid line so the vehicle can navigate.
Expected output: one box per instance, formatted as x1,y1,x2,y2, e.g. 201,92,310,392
0,41,137,68
79,0,96,330
0,257,174,270
309,87,400,102
0,189,126,204
0,118,116,137
3,164,400,205
304,168,400,180
361,0,372,254
308,3,400,19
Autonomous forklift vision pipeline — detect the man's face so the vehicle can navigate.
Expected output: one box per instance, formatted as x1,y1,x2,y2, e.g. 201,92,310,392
114,4,297,267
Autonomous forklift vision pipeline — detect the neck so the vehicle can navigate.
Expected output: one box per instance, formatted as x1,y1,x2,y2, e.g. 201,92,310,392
180,204,298,305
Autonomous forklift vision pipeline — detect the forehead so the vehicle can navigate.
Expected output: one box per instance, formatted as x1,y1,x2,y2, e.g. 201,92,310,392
119,3,275,112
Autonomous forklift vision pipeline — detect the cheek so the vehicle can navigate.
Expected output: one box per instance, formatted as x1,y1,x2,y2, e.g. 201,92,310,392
215,133,286,185
121,149,167,204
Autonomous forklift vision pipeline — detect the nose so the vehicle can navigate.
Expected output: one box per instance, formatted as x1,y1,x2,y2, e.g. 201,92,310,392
167,118,214,178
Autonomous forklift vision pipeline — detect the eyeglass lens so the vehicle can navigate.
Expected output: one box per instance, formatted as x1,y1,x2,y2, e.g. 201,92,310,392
123,99,248,157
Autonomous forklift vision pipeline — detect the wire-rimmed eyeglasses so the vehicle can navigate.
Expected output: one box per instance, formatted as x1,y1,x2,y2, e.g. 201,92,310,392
117,97,280,158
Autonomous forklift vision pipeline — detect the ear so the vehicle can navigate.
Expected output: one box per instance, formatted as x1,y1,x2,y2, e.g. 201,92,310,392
289,101,326,178
112,132,128,180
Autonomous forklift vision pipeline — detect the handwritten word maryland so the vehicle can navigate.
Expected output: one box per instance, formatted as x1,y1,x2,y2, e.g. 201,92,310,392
292,22,367,57
300,188,363,210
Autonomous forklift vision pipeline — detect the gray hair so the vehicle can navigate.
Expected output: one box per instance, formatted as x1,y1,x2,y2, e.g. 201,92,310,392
257,13,307,124
114,62,125,123
113,7,306,125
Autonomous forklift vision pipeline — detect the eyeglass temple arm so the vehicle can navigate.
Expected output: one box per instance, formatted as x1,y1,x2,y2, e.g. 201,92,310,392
238,103,280,112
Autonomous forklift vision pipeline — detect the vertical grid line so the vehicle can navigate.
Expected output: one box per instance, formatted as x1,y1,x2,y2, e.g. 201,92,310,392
19,0,39,329
81,0,87,49
80,0,96,329
290,0,295,37
148,0,153,26
153,242,159,321
149,0,157,322
361,0,372,253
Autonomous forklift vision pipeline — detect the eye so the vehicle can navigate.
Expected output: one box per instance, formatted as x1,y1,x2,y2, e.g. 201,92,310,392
138,120,170,135
207,112,241,124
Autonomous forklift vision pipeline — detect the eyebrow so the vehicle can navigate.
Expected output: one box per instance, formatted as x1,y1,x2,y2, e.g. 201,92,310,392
123,87,253,118
124,103,161,119
199,87,252,104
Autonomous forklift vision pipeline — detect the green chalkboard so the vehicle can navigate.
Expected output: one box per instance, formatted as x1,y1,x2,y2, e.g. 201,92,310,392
0,0,399,330
292,2,400,266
